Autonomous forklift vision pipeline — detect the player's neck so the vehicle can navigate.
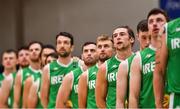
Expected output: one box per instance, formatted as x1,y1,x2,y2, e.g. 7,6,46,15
98,61,104,66
30,61,41,70
116,47,133,60
58,55,72,65
3,68,16,76
150,35,161,49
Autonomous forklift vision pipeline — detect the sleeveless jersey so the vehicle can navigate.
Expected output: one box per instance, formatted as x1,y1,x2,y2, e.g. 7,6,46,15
31,69,42,108
125,54,135,102
87,64,98,108
20,66,41,107
48,59,80,108
139,46,155,108
166,18,180,93
69,66,84,108
106,55,122,108
0,73,5,87
8,72,16,108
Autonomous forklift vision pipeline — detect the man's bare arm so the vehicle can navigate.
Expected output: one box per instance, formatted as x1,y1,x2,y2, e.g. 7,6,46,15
40,64,50,108
0,75,12,107
153,33,168,108
116,61,128,108
22,76,33,108
27,81,39,108
56,72,73,108
95,63,107,108
13,70,22,108
78,71,88,108
129,55,141,108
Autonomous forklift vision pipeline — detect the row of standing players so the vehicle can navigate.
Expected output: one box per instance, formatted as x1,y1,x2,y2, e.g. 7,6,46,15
0,8,180,108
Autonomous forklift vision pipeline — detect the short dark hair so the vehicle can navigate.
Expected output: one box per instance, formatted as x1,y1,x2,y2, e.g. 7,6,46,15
113,25,135,40
46,52,58,59
56,32,74,45
82,42,96,51
42,44,56,51
28,41,43,49
147,8,169,22
17,46,29,58
2,49,17,58
18,46,29,52
112,25,135,46
137,19,148,33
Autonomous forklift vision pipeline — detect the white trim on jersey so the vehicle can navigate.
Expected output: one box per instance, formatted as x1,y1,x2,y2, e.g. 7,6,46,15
169,93,175,108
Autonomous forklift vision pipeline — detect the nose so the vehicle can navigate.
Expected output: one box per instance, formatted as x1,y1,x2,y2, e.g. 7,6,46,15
101,47,105,52
152,21,157,27
146,39,150,45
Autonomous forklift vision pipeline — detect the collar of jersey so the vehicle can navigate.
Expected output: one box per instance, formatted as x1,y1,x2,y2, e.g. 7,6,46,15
56,58,73,67
149,44,157,51
28,66,41,73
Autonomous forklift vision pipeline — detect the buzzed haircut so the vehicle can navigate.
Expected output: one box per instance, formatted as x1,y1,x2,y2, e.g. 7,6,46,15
18,46,29,52
81,42,96,51
97,34,113,43
17,46,29,58
56,32,74,45
137,19,148,33
147,8,169,22
2,49,17,59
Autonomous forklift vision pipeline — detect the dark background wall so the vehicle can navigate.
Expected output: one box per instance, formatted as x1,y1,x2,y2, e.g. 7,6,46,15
0,0,159,59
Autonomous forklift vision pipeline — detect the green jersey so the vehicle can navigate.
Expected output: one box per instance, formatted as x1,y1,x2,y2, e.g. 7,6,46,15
0,72,16,108
0,73,5,87
20,66,41,107
87,64,98,108
8,72,16,108
48,59,80,108
69,66,84,108
138,46,156,108
106,55,122,108
31,69,42,108
166,18,180,93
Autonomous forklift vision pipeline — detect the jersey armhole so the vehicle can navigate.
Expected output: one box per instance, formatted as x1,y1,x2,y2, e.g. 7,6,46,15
19,69,23,84
86,70,89,86
70,72,74,90
105,61,108,80
6,74,13,89
47,64,50,79
125,60,129,75
165,23,168,46
136,52,142,71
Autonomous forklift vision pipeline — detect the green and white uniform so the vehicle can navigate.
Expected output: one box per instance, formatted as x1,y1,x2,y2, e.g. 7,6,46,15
0,72,16,108
138,45,156,108
19,66,41,107
69,66,84,108
87,64,98,108
105,55,122,108
8,72,16,108
48,59,80,108
124,53,135,103
30,69,42,108
0,73,6,87
165,18,180,108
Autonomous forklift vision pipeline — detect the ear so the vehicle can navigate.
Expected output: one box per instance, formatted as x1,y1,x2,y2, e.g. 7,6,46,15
130,37,135,44
71,45,74,52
